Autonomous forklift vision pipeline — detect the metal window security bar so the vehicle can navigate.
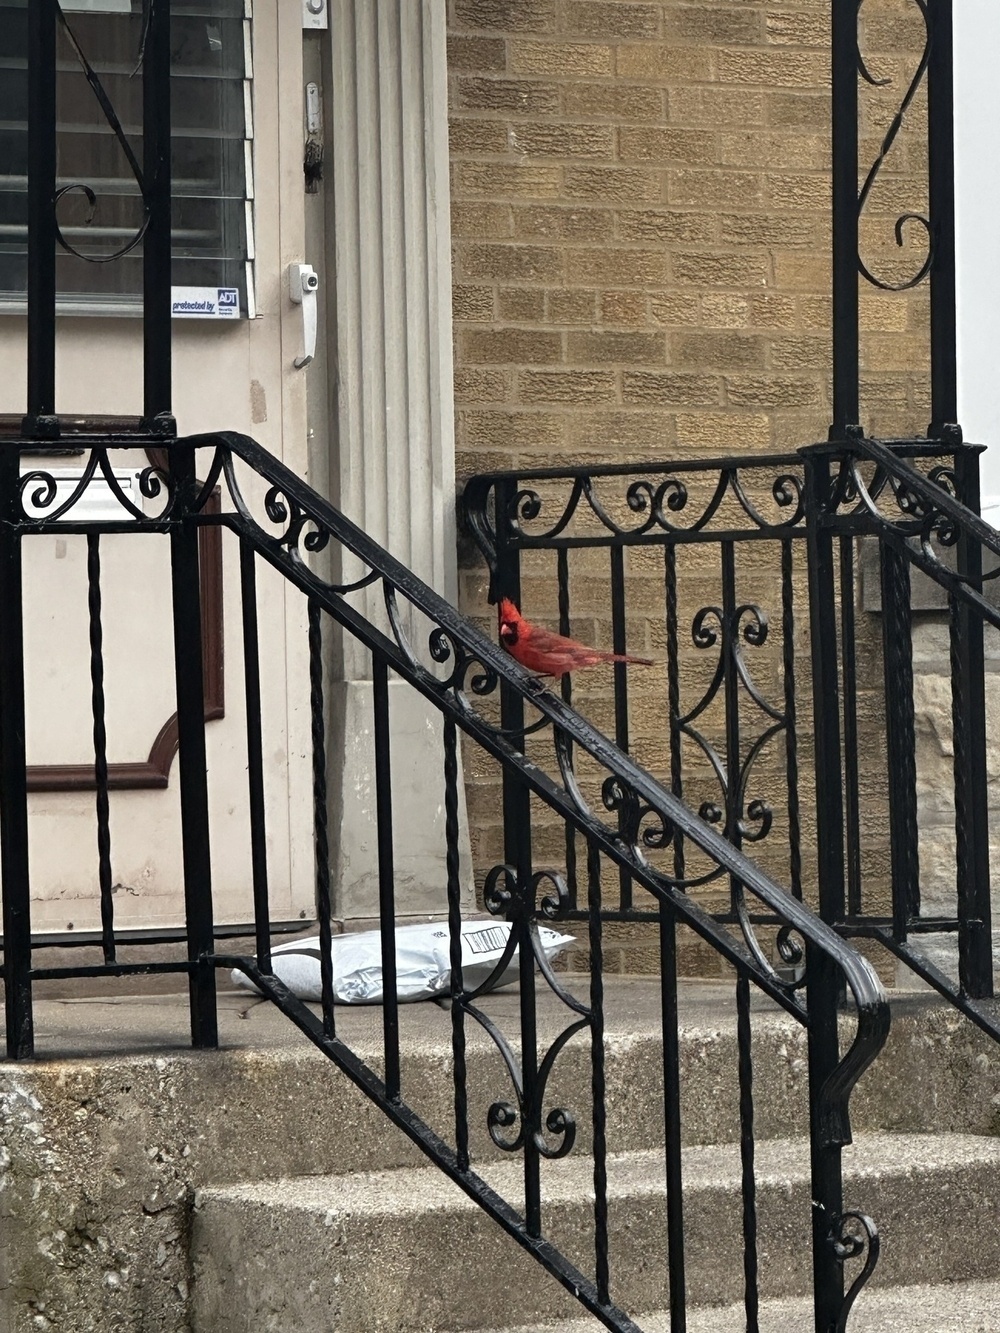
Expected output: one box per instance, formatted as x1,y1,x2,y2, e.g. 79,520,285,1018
0,0,254,317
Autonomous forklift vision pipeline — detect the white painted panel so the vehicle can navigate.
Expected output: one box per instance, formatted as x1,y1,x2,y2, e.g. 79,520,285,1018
955,0,1000,511
0,0,314,933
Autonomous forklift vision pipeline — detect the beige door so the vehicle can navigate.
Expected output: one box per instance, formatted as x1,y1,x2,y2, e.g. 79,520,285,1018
0,0,316,933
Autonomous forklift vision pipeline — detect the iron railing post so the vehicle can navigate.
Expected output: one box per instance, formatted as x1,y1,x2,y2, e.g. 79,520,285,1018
803,449,846,928
951,450,993,997
0,447,33,1059
927,0,959,439
803,451,851,1333
831,0,860,438
169,446,217,1048
879,546,919,942
143,0,174,434
807,946,845,1332
24,0,58,439
494,477,531,883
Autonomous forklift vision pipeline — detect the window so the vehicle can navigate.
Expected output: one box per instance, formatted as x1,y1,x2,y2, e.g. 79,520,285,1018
0,0,254,316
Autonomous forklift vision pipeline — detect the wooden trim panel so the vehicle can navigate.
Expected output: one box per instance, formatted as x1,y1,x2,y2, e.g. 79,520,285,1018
26,481,225,793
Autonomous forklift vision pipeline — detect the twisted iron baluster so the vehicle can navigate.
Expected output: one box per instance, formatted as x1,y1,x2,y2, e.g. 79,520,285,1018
373,654,401,1100
308,598,335,1038
444,716,470,1171
88,534,115,963
587,841,610,1305
737,973,759,1331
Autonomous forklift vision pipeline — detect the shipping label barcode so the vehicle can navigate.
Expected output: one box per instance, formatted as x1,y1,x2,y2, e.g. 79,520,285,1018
466,926,509,954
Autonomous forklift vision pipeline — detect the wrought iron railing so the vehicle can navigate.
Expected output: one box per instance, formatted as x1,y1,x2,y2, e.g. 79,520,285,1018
11,0,990,1329
805,435,1000,1029
463,455,811,929
463,437,1000,1029
0,429,890,1333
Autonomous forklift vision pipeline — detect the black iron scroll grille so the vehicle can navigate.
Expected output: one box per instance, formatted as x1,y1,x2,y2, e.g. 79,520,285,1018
20,0,175,440
0,0,252,314
463,456,810,931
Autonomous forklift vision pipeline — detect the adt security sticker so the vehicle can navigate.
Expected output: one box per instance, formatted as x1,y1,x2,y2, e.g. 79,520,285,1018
171,286,241,319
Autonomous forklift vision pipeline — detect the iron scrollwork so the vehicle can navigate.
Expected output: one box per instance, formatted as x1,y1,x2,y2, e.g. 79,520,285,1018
831,1211,881,1332
218,443,382,597
680,604,782,842
195,429,890,1155
52,2,154,264
553,730,677,871
472,466,805,555
17,448,175,526
856,0,933,292
457,864,589,1160
834,449,1000,597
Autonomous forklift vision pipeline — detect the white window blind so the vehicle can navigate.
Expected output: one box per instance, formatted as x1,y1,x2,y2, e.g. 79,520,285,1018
0,0,254,316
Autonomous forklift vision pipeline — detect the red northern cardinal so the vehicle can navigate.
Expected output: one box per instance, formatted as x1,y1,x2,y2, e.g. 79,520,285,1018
497,598,654,680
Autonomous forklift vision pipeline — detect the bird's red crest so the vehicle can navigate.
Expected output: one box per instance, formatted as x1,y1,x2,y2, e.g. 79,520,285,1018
498,597,521,647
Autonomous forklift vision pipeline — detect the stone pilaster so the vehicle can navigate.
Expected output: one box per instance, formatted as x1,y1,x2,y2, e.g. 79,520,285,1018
324,0,471,923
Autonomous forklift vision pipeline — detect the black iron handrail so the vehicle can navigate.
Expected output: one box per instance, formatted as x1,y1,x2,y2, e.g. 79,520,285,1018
208,428,888,1130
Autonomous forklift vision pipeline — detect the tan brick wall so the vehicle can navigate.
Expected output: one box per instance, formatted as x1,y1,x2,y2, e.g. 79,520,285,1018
449,0,930,491
447,0,927,979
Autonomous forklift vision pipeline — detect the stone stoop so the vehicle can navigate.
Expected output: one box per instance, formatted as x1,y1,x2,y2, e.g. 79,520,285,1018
185,984,1000,1333
3,984,1000,1332
190,1135,1000,1333
462,1280,1000,1333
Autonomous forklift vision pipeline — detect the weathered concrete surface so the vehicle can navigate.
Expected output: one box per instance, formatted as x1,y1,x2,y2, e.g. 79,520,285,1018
190,1134,1000,1332
3,982,1000,1332
469,1278,1000,1333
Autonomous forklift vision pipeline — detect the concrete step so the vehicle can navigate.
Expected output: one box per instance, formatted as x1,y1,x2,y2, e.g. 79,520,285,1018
10,985,1000,1333
12,984,1000,1186
190,1132,1000,1333
460,1278,1000,1332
